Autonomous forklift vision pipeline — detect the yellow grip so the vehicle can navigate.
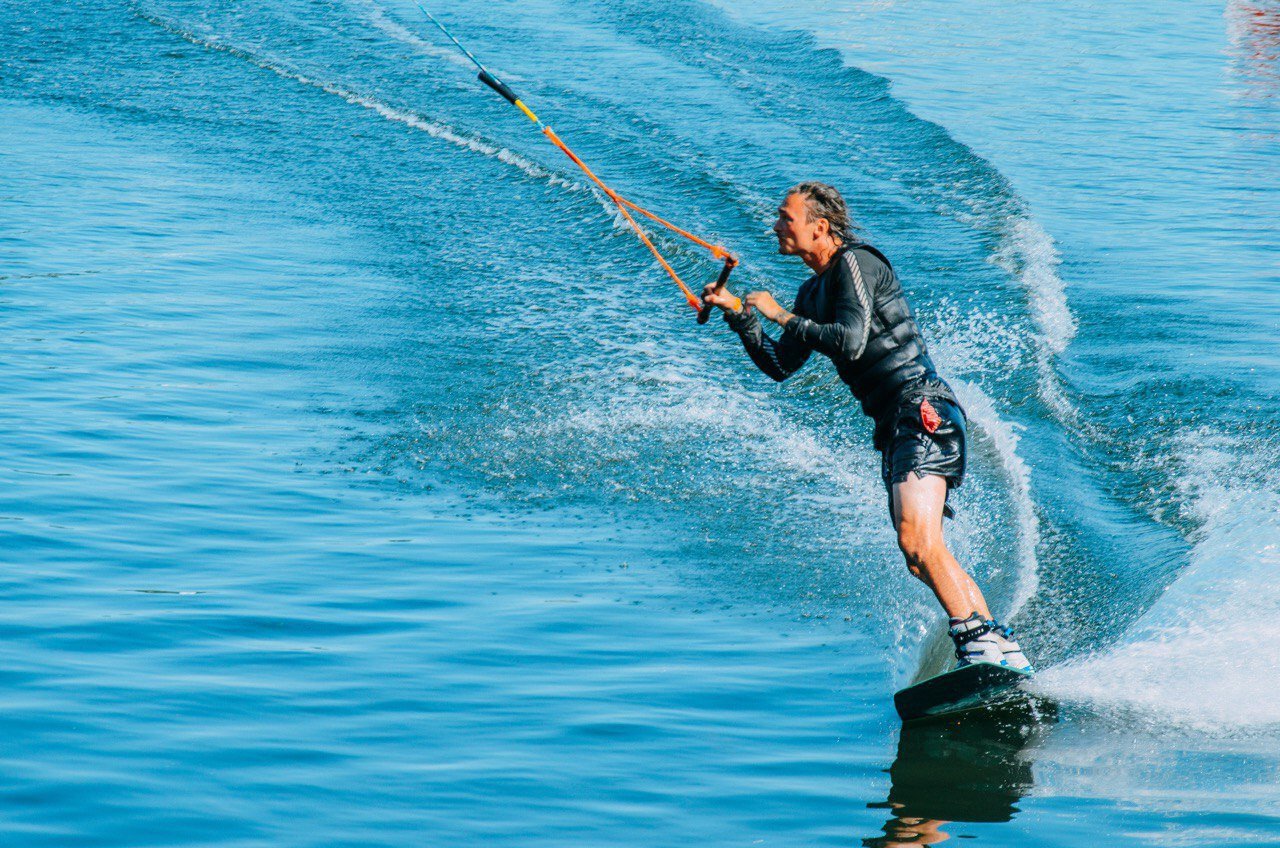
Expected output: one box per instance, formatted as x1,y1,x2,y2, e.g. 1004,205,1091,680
515,100,539,124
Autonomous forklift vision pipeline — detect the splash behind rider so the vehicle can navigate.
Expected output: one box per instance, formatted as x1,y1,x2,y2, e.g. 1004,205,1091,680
702,182,1032,670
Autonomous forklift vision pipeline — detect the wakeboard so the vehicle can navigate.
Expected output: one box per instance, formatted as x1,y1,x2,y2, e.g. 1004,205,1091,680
894,663,1035,723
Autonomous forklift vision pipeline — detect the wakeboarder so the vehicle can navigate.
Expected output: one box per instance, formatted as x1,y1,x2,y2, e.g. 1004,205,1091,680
702,182,1032,670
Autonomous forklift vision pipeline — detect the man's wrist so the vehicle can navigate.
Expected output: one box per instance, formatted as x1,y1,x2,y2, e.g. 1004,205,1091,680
774,310,794,327
723,304,750,327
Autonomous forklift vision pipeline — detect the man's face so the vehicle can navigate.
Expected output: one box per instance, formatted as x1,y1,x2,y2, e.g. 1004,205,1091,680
773,192,825,256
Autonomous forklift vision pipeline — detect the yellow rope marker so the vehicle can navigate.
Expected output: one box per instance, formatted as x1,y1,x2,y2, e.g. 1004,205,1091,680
514,100,539,124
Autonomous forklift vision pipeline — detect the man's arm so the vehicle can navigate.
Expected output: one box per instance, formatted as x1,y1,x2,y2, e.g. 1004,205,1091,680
722,306,812,382
778,251,874,362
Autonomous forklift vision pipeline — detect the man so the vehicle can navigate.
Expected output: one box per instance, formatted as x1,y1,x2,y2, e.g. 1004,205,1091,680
702,182,1032,670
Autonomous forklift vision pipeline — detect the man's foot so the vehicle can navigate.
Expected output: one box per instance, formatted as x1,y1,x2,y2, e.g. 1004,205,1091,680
948,613,1034,671
948,613,1004,666
991,621,1034,671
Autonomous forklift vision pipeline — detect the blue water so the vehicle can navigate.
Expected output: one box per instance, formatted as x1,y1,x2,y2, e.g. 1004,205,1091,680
3,0,1278,845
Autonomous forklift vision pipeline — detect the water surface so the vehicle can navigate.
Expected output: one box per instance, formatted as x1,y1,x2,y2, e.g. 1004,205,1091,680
2,1,1278,844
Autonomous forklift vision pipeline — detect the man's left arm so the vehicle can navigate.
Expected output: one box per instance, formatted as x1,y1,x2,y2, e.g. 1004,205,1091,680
749,251,875,362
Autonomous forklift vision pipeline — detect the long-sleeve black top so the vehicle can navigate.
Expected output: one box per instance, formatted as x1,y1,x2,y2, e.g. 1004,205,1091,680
725,242,949,430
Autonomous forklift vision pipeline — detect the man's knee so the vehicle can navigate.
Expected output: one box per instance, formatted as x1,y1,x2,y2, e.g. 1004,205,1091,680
896,519,940,568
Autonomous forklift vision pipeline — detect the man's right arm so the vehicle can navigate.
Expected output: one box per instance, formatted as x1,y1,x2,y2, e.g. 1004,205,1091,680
723,307,811,382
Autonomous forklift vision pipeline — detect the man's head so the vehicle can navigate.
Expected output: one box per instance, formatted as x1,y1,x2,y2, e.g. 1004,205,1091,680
773,181,854,258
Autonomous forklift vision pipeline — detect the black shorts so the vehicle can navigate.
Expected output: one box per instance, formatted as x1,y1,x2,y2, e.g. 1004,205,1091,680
878,392,967,522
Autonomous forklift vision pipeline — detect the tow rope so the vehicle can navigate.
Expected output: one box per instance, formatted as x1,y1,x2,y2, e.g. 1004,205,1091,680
418,5,739,321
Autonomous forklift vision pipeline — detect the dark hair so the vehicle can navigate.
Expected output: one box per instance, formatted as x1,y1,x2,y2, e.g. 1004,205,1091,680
789,181,855,244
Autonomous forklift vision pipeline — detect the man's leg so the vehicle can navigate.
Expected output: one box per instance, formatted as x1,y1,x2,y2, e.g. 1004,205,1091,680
891,472,990,620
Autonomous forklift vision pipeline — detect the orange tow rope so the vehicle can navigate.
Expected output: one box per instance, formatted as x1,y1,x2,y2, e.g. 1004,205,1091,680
419,5,739,316
542,128,726,310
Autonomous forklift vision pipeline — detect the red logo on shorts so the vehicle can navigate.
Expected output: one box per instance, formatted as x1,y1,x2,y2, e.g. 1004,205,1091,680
920,399,941,433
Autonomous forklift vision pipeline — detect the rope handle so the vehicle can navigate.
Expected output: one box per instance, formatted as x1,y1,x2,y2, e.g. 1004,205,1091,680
696,257,739,325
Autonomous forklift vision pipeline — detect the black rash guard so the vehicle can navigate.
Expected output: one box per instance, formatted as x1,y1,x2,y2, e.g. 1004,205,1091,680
725,241,955,445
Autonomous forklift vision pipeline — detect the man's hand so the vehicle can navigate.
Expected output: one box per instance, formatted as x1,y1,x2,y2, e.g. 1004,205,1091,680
744,291,792,325
701,282,744,314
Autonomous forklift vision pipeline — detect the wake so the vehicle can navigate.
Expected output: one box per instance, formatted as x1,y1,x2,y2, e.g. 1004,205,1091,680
1035,428,1280,732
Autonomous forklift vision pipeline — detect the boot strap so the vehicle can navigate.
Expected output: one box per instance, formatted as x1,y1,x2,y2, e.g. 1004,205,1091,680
951,622,993,645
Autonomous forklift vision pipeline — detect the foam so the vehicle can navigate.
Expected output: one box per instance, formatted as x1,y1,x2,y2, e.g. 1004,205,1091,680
567,373,869,493
1035,428,1280,732
350,1,772,244
345,0,475,70
501,316,1056,674
927,309,1041,622
949,379,1041,619
993,215,1076,356
990,214,1083,429
135,6,577,190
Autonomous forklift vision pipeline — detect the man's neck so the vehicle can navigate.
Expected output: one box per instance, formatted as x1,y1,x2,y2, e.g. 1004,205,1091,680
802,241,841,274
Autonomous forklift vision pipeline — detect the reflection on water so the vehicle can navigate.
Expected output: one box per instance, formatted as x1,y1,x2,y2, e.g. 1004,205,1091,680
863,704,1056,846
1228,0,1280,95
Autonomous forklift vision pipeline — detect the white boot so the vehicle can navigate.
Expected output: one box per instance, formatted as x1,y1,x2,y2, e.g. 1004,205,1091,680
990,621,1034,671
948,612,1005,667
948,613,1035,671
